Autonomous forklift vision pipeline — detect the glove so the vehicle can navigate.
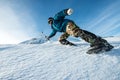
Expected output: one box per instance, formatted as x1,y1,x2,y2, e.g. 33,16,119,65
67,8,73,15
45,36,50,41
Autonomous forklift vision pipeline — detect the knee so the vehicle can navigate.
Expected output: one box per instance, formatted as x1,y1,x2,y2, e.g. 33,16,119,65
59,33,69,41
59,39,69,45
58,37,66,42
59,39,63,43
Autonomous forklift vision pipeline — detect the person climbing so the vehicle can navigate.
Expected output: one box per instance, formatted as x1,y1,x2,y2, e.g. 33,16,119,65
47,8,114,54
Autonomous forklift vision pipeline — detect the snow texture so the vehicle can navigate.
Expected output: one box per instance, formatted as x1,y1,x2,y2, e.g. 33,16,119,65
0,37,120,80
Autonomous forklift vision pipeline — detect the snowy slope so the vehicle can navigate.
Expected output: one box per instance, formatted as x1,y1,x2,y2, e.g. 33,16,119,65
0,37,120,80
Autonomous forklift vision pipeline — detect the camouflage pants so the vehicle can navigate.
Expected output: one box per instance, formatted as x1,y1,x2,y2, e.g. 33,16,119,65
59,22,80,41
59,22,107,46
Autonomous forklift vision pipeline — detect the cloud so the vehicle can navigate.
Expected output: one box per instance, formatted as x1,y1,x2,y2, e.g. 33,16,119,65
0,2,38,44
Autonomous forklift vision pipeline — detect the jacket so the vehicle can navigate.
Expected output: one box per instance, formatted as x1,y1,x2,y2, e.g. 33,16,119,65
48,9,74,38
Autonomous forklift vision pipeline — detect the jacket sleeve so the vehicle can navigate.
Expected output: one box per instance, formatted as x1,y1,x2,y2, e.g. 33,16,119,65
54,9,69,20
48,29,57,39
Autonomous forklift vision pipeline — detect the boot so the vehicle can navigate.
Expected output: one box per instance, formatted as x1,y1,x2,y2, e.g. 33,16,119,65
59,39,76,46
87,37,114,54
87,44,105,54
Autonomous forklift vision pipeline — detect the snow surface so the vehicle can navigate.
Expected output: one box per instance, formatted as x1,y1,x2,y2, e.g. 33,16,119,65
0,37,120,80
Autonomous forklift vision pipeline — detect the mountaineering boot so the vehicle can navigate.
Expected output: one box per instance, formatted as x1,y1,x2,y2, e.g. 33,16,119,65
59,39,76,46
87,44,105,54
87,37,114,54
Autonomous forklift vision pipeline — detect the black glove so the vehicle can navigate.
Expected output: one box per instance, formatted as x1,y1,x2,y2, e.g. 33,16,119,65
45,36,50,41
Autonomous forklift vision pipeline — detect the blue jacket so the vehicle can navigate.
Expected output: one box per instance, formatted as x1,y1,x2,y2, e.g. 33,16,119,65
48,9,73,38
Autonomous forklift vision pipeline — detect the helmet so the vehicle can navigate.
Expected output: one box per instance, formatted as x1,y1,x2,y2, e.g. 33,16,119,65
48,17,53,24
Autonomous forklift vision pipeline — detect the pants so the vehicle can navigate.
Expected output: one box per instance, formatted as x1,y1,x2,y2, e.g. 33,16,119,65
59,22,108,46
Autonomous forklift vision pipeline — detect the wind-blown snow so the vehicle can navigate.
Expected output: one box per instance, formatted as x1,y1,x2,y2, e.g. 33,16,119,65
20,33,47,44
0,37,120,80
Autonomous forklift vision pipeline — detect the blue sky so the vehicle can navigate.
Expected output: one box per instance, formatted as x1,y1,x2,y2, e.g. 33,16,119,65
0,0,120,44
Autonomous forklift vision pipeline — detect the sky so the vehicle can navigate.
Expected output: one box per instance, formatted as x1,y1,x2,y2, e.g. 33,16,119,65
0,0,120,44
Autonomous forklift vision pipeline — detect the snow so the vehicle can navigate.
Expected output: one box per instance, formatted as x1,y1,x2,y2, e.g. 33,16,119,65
105,36,120,43
20,33,47,44
0,37,120,80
